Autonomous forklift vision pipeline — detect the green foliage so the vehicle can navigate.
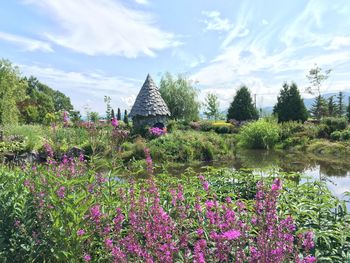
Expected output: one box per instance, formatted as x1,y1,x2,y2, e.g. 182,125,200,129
306,64,331,96
328,96,337,117
0,59,27,125
117,108,121,121
123,109,128,125
204,92,220,120
347,97,350,122
336,91,345,116
307,140,349,156
273,82,308,122
319,117,348,137
159,72,200,122
237,119,280,149
147,130,232,162
310,96,328,120
227,86,258,121
90,112,99,123
330,129,350,141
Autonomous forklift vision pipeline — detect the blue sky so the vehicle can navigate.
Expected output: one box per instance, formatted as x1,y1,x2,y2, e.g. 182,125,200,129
1,0,350,114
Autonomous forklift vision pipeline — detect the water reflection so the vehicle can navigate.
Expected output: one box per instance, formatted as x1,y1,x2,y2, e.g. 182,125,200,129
231,150,350,201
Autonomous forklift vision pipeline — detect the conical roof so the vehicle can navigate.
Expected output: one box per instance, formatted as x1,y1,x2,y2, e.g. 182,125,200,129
129,74,170,118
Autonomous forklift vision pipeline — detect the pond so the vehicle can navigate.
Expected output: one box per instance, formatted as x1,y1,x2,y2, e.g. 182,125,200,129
167,149,350,204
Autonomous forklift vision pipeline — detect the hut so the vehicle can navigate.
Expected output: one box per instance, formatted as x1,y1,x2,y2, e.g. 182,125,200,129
129,74,170,129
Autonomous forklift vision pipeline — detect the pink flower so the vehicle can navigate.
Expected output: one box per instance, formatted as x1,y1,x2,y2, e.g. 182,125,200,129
197,228,204,236
105,238,113,249
149,127,167,137
77,229,85,236
83,254,91,262
111,118,119,128
304,256,317,263
271,178,282,191
221,229,241,240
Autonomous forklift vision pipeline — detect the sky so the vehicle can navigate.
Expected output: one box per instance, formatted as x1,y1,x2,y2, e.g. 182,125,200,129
1,0,350,114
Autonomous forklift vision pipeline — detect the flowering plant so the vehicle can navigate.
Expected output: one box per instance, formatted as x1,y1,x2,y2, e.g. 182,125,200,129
149,127,167,137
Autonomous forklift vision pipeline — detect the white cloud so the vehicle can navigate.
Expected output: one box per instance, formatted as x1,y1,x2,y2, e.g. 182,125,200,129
201,11,233,32
192,1,350,108
18,64,142,114
25,0,180,57
135,0,149,5
328,36,350,50
0,31,53,52
262,19,269,25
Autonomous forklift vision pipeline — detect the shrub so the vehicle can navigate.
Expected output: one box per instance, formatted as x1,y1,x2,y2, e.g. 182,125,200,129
279,121,306,140
237,119,280,149
330,131,342,141
319,117,348,138
147,130,231,162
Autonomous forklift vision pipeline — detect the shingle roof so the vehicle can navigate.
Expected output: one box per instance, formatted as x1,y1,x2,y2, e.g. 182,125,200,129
129,74,171,118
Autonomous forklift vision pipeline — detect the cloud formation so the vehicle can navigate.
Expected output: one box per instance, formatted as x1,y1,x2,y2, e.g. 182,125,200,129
0,31,53,52
25,0,180,57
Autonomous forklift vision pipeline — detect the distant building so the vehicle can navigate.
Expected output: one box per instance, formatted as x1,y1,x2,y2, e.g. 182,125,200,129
129,74,170,129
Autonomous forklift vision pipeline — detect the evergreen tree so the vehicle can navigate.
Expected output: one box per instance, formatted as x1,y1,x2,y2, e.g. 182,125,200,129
227,86,258,121
347,97,350,122
273,82,308,122
111,109,115,119
104,96,112,120
123,109,129,125
327,96,336,117
337,91,345,116
310,95,327,120
204,93,220,120
117,108,121,120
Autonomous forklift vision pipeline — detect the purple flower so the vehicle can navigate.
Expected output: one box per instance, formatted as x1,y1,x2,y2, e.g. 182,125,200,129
77,229,85,236
56,186,65,199
111,118,119,128
149,127,167,137
271,178,282,191
221,229,241,240
83,254,91,262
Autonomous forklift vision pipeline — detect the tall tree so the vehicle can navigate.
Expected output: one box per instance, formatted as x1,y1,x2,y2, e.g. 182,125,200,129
306,64,331,120
327,96,337,117
337,91,345,116
104,96,112,120
204,93,220,120
159,72,200,122
273,82,308,122
310,95,328,120
111,109,115,119
347,97,350,122
117,108,121,120
0,59,27,125
227,86,258,121
123,109,129,125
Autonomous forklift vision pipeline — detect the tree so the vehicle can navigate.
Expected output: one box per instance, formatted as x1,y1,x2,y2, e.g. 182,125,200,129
0,59,27,125
204,93,220,120
337,91,345,116
111,109,115,119
104,96,112,120
227,86,258,121
306,64,331,120
347,97,350,122
273,82,308,122
123,109,129,125
117,108,121,121
19,76,73,124
327,96,336,117
90,112,99,123
159,72,200,122
310,95,327,120
69,110,81,124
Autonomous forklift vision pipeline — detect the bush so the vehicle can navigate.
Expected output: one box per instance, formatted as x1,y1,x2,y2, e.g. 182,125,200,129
237,119,280,149
330,131,342,141
147,130,232,162
319,117,348,138
279,121,305,140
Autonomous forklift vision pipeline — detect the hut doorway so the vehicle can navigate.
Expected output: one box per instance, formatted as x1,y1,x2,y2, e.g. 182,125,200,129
153,122,165,129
